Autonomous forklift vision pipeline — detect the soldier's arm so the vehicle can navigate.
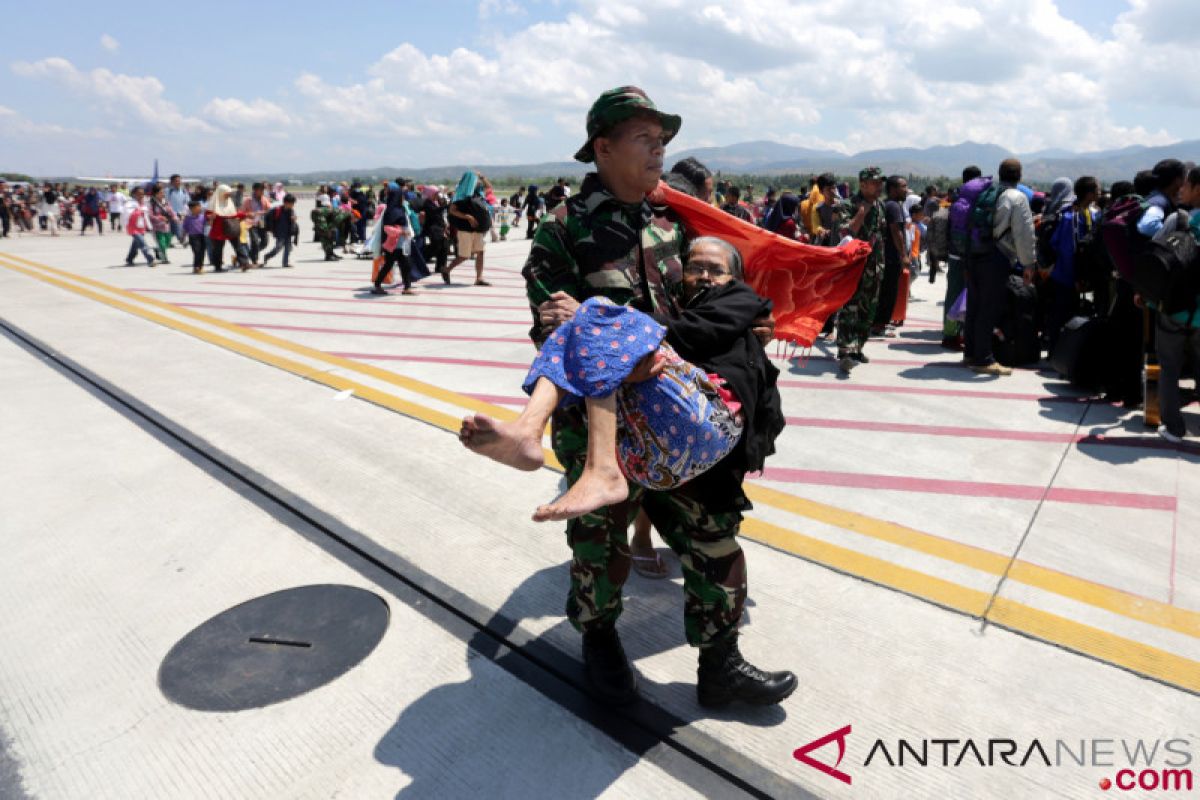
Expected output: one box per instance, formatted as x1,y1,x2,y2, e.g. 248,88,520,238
845,201,866,236
522,217,583,345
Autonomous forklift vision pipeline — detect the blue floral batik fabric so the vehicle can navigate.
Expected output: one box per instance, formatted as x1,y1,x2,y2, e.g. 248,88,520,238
524,297,743,490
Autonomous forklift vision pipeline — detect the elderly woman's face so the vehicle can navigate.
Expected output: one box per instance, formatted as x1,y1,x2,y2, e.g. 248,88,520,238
681,241,734,301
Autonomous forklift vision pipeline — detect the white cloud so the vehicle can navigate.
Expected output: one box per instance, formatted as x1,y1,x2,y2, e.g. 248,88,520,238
100,34,119,52
202,97,292,128
2,1,1196,174
12,57,212,133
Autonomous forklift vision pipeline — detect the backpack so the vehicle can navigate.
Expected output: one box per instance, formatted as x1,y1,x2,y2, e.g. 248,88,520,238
948,177,992,257
1073,224,1109,292
965,182,1004,259
1099,194,1150,281
1036,211,1061,268
1131,229,1200,317
44,189,58,205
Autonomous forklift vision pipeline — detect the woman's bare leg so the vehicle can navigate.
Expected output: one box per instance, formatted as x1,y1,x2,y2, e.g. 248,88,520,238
460,377,560,471
533,393,628,522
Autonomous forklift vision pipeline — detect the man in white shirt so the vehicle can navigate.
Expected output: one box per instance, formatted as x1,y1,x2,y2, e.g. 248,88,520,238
967,158,1036,376
107,185,128,231
39,184,60,236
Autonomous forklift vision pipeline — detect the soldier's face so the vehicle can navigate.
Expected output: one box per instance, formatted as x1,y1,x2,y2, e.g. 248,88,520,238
596,116,666,197
861,179,883,201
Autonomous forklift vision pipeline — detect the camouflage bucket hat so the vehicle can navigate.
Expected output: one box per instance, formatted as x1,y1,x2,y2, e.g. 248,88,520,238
858,166,884,183
574,86,682,163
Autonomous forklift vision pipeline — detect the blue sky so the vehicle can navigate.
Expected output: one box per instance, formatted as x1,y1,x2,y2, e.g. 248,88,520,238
2,0,1196,176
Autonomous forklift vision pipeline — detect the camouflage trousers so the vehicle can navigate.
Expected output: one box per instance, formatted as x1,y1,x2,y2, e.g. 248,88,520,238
836,249,884,354
315,230,336,258
551,402,746,648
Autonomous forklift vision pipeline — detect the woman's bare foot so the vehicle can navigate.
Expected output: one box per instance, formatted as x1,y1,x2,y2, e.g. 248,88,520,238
459,413,544,471
533,467,628,522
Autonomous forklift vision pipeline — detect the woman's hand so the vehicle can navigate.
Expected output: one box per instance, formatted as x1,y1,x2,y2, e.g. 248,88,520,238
623,350,665,384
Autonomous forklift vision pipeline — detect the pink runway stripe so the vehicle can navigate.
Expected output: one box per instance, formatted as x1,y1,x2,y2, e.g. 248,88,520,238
172,301,529,326
757,466,1176,511
456,398,1186,452
329,352,528,371
775,378,1087,403
240,322,529,344
132,287,530,314
202,280,527,304
783,416,1194,452
276,273,525,288
332,265,527,278
465,393,527,406
782,354,957,369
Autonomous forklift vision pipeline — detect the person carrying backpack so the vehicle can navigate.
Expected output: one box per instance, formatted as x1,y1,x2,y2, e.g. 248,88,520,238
943,166,982,349
965,158,1037,376
1107,160,1188,407
1148,166,1200,442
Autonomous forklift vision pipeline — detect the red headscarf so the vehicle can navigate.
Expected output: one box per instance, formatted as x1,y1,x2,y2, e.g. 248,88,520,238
652,183,871,347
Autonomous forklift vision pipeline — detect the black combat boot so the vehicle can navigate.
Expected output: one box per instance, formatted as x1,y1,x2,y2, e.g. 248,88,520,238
696,635,797,708
582,624,638,705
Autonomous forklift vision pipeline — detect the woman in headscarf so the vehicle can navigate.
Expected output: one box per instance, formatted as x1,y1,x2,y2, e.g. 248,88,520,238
371,182,416,296
204,184,241,272
1042,177,1075,221
1045,176,1099,353
763,192,800,239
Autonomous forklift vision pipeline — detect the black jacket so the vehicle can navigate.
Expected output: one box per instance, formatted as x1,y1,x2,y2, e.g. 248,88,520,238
654,280,785,511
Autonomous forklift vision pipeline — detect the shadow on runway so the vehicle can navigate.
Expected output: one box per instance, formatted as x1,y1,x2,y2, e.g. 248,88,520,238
374,563,787,798
1071,413,1200,465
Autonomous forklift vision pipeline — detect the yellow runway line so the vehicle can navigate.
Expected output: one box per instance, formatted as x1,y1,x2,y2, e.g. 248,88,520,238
745,516,1200,694
3,253,1198,684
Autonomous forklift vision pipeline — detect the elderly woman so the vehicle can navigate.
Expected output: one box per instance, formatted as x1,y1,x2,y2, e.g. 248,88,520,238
461,236,784,523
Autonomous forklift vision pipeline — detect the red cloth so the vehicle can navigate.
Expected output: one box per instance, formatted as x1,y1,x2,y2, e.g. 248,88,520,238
652,183,872,347
891,269,910,325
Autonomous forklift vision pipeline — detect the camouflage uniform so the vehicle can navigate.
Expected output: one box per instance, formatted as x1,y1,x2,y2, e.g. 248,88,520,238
310,207,336,258
523,171,747,648
333,207,353,248
835,167,887,355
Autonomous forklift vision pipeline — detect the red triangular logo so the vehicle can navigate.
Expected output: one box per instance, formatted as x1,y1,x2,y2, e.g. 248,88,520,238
793,725,852,785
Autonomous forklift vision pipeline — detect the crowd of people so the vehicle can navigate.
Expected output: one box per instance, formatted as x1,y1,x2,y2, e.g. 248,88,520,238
658,153,1200,445
0,172,556,293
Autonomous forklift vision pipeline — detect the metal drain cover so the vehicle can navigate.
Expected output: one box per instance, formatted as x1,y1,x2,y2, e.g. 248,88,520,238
159,584,389,711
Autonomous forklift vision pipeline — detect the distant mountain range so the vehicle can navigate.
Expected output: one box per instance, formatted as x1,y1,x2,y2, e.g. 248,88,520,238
192,138,1200,186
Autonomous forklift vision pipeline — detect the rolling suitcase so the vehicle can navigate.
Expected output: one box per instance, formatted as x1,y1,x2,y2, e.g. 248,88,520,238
1050,315,1108,390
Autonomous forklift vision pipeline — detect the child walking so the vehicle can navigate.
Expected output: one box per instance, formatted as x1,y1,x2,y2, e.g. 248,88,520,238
182,201,207,274
124,187,156,267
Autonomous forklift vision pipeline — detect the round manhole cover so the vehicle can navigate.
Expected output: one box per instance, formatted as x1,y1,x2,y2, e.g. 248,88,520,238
158,584,389,712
